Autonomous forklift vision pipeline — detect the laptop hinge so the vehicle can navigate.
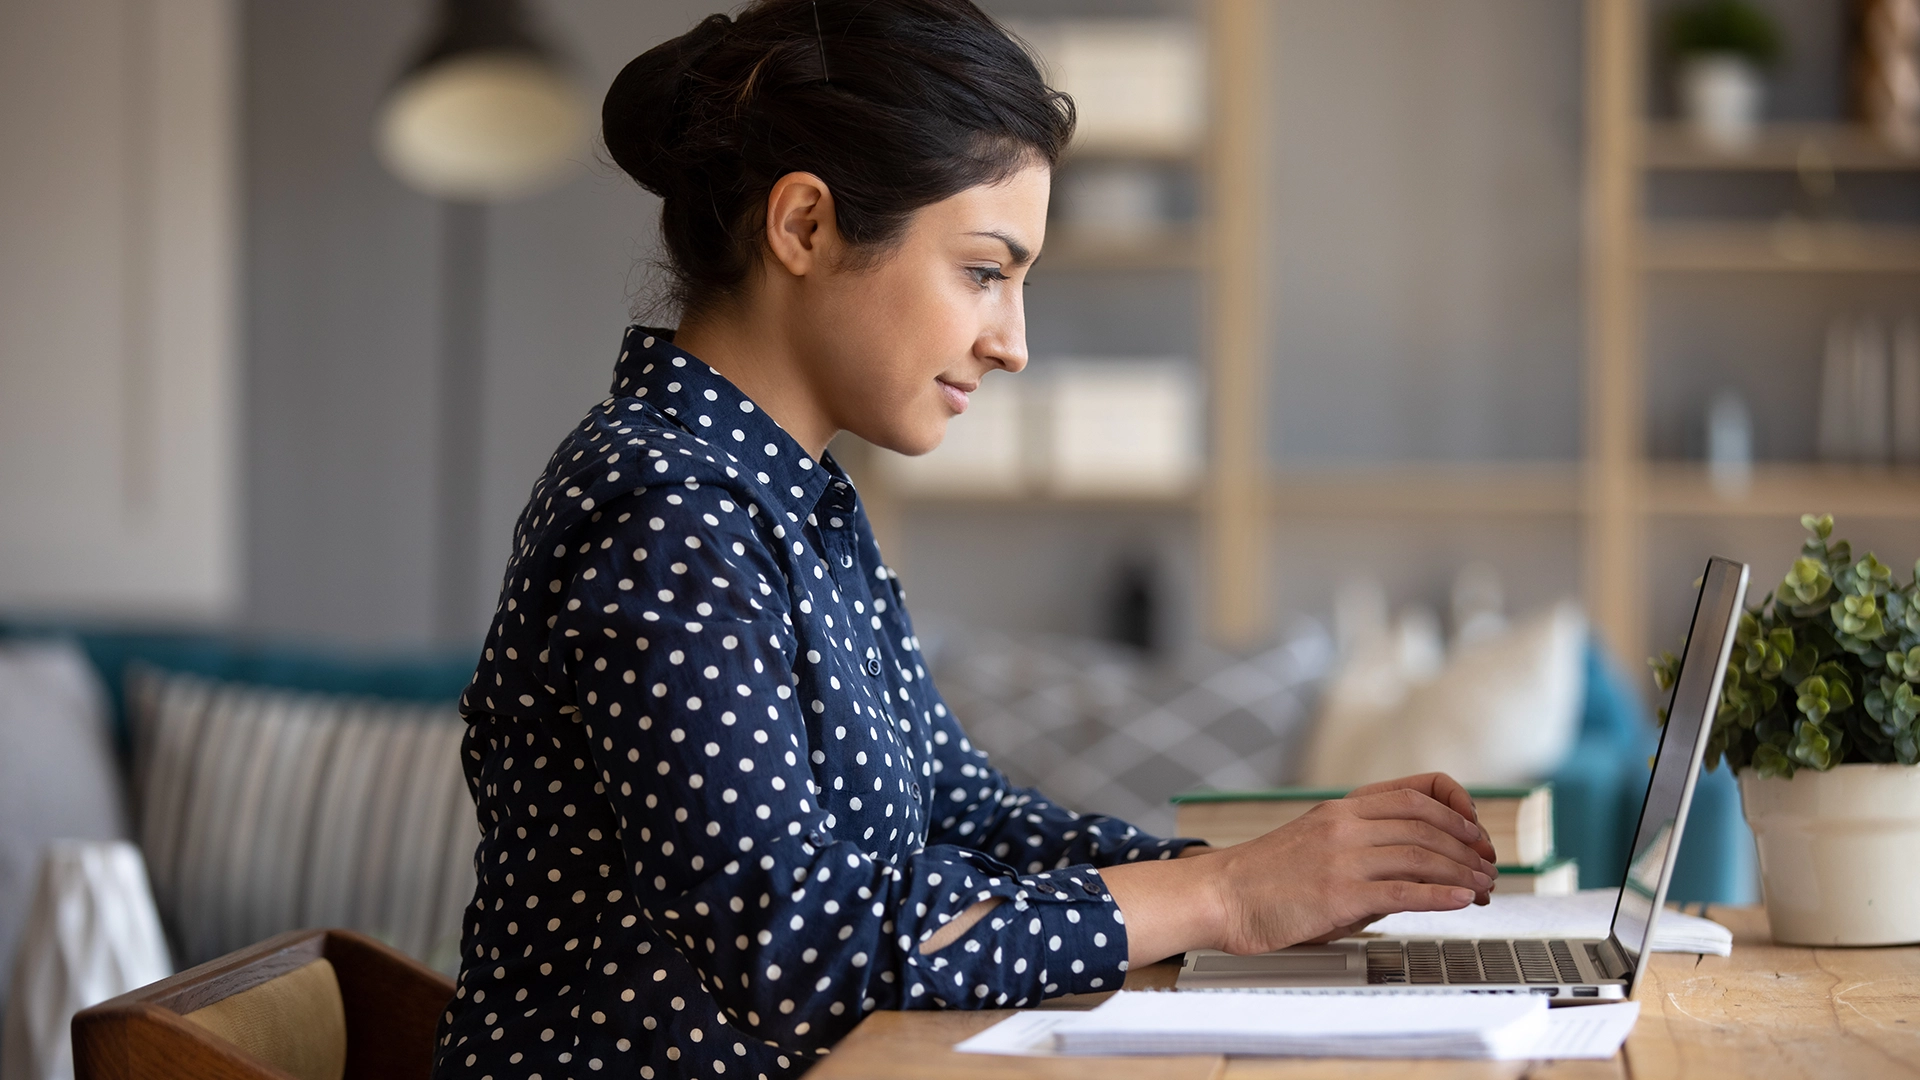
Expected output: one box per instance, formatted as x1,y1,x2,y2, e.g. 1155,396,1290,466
1596,937,1633,981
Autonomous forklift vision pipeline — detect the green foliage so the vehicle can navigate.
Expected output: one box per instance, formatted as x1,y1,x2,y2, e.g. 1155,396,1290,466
1650,515,1920,777
1666,0,1784,68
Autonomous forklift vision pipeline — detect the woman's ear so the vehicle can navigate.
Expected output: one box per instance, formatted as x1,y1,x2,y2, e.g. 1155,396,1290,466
763,171,839,278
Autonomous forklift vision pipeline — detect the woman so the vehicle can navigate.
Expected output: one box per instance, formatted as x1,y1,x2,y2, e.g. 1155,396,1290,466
432,2,1497,1077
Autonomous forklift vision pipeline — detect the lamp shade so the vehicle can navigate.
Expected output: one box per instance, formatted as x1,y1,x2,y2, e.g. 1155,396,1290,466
375,0,587,202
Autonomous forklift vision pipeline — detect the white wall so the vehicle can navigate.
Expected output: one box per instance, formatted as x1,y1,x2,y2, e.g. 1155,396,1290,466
0,0,240,620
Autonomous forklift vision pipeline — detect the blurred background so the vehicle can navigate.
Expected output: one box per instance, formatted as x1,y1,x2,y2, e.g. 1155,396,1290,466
3,0,1919,1070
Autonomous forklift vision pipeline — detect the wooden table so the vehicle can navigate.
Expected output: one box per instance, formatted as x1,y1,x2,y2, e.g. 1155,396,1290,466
806,907,1920,1079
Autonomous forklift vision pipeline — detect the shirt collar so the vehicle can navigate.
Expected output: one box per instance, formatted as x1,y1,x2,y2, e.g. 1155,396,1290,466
610,325,836,519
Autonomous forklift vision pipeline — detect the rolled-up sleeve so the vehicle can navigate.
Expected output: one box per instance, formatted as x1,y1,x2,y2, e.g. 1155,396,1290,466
552,489,1131,1056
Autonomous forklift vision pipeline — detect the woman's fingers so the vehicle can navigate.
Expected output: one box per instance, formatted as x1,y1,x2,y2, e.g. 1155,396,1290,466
1343,788,1482,847
1364,879,1479,914
1364,818,1495,877
1346,784,1498,864
1364,844,1491,892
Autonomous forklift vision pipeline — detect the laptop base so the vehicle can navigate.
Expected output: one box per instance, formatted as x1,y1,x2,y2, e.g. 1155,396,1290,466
1176,939,1629,1002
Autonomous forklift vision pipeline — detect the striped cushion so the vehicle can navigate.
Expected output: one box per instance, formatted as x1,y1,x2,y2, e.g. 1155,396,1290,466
129,667,475,970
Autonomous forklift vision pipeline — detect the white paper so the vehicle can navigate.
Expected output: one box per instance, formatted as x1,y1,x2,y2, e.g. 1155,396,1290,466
955,1010,1084,1056
1535,1002,1641,1059
1367,888,1732,956
956,995,1640,1062
1050,991,1547,1058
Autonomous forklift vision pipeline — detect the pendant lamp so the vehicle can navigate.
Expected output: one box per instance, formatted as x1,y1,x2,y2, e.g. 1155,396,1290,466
376,0,587,202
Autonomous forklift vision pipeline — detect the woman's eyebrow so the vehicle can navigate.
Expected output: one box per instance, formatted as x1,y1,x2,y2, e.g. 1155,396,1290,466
967,229,1033,267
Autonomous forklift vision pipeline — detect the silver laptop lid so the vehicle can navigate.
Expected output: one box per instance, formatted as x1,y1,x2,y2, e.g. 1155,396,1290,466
1607,556,1748,990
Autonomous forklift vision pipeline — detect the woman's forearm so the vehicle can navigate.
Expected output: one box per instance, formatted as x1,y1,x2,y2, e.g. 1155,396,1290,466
1099,849,1228,966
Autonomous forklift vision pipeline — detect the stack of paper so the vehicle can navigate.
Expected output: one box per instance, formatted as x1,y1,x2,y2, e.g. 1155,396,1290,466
957,994,1642,1061
1367,888,1733,956
1053,991,1547,1058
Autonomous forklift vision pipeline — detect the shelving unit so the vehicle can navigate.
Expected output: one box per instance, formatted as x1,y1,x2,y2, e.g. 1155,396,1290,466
1643,222,1920,273
1585,0,1920,666
861,0,1919,666
1642,121,1920,172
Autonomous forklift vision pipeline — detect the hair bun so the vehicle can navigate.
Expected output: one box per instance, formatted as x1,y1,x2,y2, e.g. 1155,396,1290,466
603,14,733,196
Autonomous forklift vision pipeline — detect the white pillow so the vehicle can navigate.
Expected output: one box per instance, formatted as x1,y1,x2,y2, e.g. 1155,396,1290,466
1,841,171,1080
0,642,129,1029
1302,602,1585,788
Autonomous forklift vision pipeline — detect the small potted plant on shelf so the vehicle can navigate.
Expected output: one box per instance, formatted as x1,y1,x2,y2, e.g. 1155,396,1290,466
1652,515,1920,946
1667,0,1784,152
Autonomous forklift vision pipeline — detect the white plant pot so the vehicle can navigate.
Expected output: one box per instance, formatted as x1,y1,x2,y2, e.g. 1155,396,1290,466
1740,763,1920,946
1680,54,1765,152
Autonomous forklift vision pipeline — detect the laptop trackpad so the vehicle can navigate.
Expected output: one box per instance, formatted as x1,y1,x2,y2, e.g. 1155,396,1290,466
1178,945,1367,989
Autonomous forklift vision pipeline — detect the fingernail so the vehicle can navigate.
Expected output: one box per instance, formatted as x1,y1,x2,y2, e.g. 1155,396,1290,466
1450,888,1475,904
1480,858,1497,875
1473,871,1491,889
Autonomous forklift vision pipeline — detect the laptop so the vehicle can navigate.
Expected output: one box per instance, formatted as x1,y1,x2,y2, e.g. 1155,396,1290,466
1176,556,1750,1003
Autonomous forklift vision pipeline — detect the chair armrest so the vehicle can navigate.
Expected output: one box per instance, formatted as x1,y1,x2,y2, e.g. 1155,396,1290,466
72,929,454,1080
74,992,307,1080
322,931,454,1080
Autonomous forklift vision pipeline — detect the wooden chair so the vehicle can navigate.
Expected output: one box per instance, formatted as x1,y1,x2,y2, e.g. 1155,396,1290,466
72,929,455,1080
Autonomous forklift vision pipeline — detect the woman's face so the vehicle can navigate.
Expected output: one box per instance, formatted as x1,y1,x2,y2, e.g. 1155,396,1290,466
795,163,1049,457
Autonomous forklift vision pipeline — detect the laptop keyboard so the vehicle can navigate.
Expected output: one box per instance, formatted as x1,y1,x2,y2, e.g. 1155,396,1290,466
1365,940,1584,984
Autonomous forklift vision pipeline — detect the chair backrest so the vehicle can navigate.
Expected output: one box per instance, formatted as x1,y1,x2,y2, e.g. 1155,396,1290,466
73,928,454,1080
178,957,347,1080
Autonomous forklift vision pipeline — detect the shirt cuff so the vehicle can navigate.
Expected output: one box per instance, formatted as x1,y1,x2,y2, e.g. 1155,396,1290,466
1111,833,1211,863
907,864,1130,1009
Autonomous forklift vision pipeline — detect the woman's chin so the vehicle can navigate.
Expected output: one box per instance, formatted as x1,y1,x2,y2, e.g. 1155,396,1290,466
861,416,949,458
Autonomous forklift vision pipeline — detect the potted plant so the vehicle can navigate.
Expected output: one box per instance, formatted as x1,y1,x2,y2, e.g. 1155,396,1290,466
1667,0,1784,151
1652,515,1920,945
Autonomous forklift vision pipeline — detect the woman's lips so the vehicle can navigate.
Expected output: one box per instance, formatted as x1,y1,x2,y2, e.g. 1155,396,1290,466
937,378,972,414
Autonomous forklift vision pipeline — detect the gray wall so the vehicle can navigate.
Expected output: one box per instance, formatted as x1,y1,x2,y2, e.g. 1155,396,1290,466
242,0,710,648
1266,0,1586,464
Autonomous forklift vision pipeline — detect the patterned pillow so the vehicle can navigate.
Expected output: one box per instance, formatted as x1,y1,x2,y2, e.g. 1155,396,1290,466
929,625,1334,838
128,667,476,971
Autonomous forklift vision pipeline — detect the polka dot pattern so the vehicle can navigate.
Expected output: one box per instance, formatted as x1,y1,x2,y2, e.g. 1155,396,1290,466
432,327,1198,1080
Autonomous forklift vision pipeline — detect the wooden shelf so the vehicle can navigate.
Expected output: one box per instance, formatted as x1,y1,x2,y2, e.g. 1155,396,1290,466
890,486,1197,510
1268,464,1582,517
1642,222,1920,273
887,463,1920,522
1642,122,1920,172
1644,463,1920,520
1039,225,1202,272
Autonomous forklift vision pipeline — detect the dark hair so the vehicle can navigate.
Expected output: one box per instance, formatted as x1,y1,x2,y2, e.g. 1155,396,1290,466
603,0,1074,316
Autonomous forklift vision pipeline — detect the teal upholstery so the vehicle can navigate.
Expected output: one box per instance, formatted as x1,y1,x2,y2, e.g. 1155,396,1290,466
1550,638,1757,904
0,620,478,753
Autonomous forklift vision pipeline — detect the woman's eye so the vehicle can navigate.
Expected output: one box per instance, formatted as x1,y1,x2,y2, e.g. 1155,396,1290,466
967,266,1009,288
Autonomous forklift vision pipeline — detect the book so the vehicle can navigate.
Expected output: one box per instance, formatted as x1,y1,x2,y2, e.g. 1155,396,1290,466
1491,856,1577,896
1172,783,1554,867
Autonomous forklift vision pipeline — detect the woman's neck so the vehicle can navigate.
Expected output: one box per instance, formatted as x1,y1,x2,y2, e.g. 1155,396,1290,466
673,307,837,460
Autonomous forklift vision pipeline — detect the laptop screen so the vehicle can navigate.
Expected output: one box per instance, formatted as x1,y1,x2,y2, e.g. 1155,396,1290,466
1607,557,1748,968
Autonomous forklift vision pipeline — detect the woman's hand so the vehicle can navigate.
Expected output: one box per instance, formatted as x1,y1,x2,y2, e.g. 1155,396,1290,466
1102,772,1498,966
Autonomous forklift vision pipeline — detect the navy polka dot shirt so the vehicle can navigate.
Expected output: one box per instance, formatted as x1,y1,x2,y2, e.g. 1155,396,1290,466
432,327,1199,1080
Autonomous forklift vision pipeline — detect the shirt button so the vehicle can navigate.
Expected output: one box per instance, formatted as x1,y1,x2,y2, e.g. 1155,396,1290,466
910,782,921,800
865,658,882,677
1034,882,1058,895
